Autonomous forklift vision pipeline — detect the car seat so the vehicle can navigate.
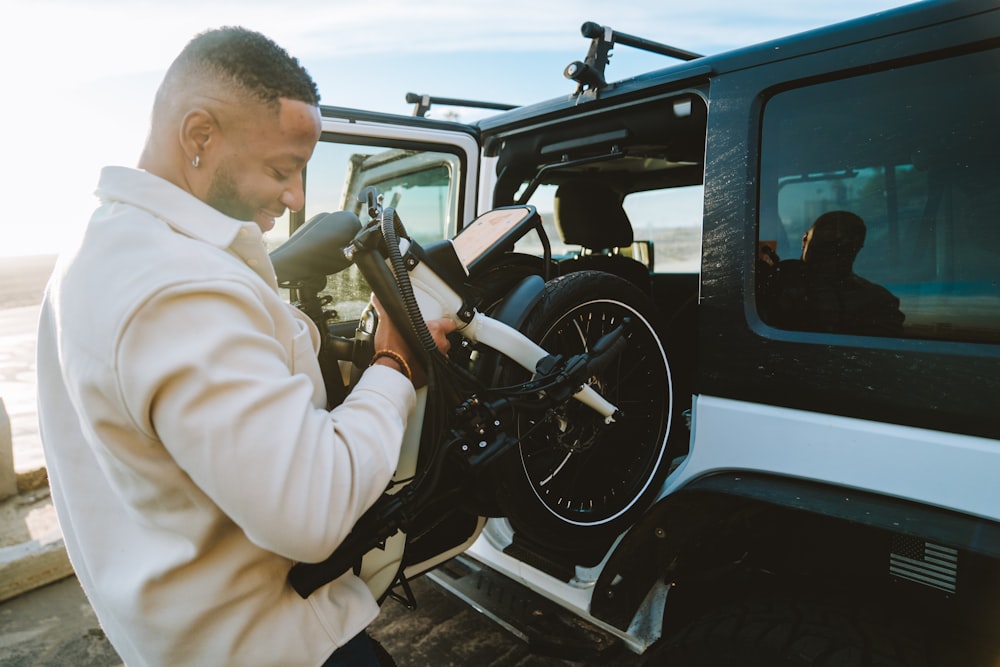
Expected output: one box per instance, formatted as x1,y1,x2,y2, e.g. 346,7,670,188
553,181,652,292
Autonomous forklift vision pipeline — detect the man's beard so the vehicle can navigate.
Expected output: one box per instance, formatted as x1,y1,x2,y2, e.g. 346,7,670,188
205,163,254,222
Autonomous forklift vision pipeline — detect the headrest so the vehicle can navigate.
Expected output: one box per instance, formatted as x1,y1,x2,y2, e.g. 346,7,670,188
554,182,634,249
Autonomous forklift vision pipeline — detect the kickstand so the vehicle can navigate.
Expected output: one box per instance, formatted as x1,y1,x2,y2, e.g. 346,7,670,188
386,572,418,610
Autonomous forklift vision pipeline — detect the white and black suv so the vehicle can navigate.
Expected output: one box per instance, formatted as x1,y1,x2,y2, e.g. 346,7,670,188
272,1,1000,663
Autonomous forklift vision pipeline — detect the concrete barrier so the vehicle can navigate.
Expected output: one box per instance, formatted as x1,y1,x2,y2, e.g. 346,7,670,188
0,529,72,603
0,397,16,501
0,396,73,603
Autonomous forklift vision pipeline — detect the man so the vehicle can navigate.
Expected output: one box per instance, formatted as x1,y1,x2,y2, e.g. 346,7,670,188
759,210,905,337
36,27,453,666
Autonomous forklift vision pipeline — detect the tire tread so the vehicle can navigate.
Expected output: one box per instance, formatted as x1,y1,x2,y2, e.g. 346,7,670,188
648,599,936,667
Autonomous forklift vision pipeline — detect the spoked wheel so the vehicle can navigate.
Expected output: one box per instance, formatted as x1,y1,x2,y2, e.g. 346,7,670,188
495,270,673,558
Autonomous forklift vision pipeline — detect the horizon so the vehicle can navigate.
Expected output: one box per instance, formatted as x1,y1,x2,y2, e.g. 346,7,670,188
0,0,915,258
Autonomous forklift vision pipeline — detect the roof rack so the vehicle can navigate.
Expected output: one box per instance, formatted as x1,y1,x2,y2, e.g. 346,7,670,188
405,93,518,118
565,21,703,95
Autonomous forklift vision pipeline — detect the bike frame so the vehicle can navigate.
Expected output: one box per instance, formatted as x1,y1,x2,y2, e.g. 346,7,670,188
285,203,623,600
396,236,619,420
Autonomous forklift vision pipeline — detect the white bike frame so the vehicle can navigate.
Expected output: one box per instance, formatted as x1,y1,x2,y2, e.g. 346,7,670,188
358,234,620,597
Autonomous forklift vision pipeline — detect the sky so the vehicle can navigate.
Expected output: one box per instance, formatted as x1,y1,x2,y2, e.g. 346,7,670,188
0,0,917,258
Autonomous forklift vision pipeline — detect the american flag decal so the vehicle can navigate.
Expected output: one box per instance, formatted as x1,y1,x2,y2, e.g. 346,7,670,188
889,535,958,594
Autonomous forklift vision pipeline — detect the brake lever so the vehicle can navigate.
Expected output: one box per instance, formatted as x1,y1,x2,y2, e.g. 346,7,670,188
546,317,630,382
583,317,631,376
359,185,383,221
504,318,630,408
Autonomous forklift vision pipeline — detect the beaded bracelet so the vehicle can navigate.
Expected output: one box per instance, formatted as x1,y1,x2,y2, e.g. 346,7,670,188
370,349,412,381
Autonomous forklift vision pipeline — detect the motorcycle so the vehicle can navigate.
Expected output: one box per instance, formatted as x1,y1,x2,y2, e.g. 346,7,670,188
269,187,672,604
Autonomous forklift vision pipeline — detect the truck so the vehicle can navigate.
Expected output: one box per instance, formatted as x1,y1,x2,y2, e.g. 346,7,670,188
274,1,1000,663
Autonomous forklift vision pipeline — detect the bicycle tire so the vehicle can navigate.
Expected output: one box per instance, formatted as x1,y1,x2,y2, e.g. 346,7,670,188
494,270,674,554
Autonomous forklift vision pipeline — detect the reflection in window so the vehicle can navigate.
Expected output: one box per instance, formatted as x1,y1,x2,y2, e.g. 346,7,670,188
758,48,1000,344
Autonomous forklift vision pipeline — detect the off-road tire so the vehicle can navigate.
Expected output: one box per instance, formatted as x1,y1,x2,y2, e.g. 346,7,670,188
645,599,954,667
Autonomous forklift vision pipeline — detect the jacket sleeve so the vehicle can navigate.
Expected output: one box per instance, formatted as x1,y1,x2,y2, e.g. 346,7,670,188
115,279,415,563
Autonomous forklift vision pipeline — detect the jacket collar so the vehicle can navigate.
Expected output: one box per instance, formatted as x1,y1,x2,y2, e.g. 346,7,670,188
95,166,260,249
95,166,277,290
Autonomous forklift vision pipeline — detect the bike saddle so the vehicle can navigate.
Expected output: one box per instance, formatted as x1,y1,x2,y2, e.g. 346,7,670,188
270,211,362,283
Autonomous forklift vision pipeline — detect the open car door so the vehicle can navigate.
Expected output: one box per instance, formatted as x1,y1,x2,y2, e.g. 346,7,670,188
270,106,485,601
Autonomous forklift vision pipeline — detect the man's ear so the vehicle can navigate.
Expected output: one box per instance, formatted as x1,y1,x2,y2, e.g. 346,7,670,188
179,108,217,165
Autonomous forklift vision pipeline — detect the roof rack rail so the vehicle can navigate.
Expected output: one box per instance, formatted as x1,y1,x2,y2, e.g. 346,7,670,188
565,21,703,95
405,93,518,118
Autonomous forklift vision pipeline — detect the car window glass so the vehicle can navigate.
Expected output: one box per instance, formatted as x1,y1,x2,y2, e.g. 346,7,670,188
624,186,702,274
512,183,703,275
264,212,292,252
289,139,462,322
510,184,579,257
757,47,1000,344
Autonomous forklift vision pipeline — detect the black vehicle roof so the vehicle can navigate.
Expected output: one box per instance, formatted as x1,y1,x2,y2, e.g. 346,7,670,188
315,0,996,146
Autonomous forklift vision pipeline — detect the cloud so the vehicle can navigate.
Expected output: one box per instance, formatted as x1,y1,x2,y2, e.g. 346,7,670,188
0,0,913,256
6,0,912,88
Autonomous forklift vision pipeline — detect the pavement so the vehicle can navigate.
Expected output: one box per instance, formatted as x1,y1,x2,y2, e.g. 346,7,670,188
0,302,609,666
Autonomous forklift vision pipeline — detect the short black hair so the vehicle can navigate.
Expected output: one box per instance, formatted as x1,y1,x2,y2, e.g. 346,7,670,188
810,210,866,250
168,26,319,107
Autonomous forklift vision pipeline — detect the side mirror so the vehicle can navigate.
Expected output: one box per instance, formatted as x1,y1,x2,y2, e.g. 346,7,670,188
626,240,655,272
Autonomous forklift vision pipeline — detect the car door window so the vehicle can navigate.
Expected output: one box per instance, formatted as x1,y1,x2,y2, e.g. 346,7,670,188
295,138,463,321
757,47,1000,344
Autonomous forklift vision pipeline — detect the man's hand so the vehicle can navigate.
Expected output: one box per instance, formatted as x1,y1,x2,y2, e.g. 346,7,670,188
371,297,457,388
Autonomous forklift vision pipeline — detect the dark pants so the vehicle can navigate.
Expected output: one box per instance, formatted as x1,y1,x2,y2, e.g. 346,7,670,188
322,630,381,667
